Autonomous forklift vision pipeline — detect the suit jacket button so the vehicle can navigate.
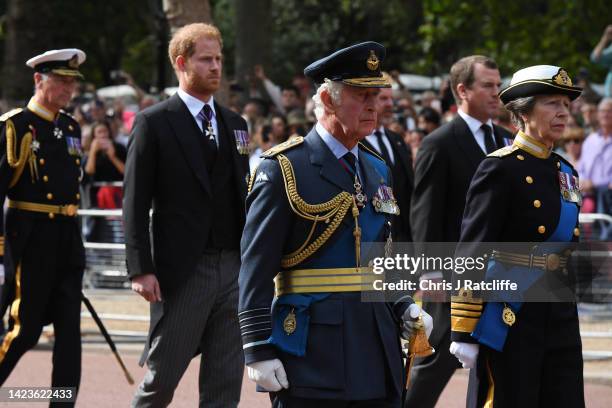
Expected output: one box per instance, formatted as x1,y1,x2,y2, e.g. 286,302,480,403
47,193,53,200
526,176,534,184
533,200,541,208
538,225,546,234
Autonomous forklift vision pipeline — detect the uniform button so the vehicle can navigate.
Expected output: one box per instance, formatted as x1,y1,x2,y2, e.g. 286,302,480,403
76,158,81,165
43,175,49,182
47,193,53,200
517,155,525,161
526,176,534,184
39,158,45,166
557,162,561,168
76,193,80,200
533,200,541,208
48,213,55,219
538,225,546,234
573,228,580,237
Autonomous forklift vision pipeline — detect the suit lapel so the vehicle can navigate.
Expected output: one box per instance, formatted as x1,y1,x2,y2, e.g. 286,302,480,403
166,94,212,196
215,102,249,199
307,129,355,193
453,116,485,171
385,129,413,182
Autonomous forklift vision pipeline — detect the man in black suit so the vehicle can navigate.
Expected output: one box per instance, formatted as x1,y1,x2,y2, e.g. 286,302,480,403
363,81,414,242
405,55,511,408
124,23,249,407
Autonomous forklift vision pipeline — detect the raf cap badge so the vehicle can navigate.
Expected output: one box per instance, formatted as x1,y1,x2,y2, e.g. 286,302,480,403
366,50,379,71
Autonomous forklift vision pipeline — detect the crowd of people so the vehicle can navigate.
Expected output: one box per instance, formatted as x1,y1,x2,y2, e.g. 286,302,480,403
56,33,611,227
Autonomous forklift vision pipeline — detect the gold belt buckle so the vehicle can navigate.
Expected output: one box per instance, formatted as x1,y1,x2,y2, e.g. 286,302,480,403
61,204,78,216
545,254,560,271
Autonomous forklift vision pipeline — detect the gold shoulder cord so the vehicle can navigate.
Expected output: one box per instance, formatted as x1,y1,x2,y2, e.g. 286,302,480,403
276,154,355,268
4,119,33,188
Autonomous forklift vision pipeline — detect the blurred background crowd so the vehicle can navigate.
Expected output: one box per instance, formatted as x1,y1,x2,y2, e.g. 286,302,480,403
0,1,610,239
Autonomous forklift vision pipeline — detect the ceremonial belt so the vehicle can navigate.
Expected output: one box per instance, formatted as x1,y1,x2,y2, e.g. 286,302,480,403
491,250,568,272
8,199,79,217
275,267,376,296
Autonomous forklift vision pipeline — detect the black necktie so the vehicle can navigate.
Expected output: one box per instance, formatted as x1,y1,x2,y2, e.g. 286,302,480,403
198,104,217,152
343,152,364,186
375,130,393,165
481,124,496,154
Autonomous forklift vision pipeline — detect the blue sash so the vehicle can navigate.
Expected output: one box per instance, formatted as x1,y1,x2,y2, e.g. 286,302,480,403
472,160,578,351
269,153,387,356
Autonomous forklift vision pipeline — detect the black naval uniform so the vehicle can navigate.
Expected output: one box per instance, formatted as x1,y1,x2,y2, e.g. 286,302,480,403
0,101,85,397
451,131,584,408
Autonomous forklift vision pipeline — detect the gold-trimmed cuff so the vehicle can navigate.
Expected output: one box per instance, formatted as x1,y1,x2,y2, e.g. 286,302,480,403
451,316,478,333
451,309,481,317
451,302,483,311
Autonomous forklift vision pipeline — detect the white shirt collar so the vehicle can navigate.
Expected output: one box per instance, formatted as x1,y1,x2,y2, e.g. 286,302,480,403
457,109,493,136
177,88,216,119
315,122,359,160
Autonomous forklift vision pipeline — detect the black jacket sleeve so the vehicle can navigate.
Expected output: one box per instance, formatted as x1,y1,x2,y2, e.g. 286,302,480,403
123,113,158,279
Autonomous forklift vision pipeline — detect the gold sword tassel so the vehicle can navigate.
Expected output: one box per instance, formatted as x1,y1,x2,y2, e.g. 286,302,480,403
352,197,361,268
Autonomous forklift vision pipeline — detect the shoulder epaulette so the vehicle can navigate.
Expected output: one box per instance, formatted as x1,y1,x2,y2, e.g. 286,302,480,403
0,108,23,122
261,136,304,158
358,142,385,163
487,144,518,158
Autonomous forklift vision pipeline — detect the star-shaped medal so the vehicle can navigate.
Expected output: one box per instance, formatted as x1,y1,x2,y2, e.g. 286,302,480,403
205,124,215,141
53,127,63,139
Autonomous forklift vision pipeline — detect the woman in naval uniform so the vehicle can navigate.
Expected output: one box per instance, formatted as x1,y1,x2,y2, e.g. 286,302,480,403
449,65,585,408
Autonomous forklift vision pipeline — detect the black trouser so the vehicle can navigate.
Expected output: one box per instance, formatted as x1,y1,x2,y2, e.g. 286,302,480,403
0,218,84,407
272,393,399,408
468,302,584,408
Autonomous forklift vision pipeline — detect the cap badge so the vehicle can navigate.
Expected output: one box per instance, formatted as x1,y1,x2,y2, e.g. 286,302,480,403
68,54,79,69
366,50,379,71
552,68,572,87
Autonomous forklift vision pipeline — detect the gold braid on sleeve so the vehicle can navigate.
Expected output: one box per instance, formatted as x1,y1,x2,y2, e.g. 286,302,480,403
5,119,32,188
277,154,354,268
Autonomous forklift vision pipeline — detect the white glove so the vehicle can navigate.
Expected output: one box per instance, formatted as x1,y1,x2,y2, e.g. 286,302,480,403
247,358,289,391
401,303,433,340
449,341,479,369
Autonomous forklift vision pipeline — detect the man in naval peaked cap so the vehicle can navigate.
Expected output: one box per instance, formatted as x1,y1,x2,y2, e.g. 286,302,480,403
0,48,86,405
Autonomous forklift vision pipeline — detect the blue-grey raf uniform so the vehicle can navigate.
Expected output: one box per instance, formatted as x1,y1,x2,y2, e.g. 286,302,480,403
239,42,413,406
